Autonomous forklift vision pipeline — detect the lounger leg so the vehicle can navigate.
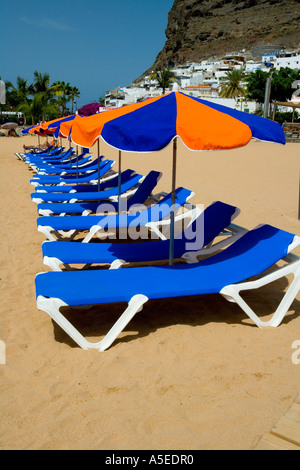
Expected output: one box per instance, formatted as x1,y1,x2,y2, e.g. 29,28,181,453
38,225,58,241
220,255,300,327
38,226,78,241
146,206,202,241
55,230,78,241
99,295,149,351
109,259,126,269
82,225,103,243
37,294,149,351
39,209,53,217
43,256,63,271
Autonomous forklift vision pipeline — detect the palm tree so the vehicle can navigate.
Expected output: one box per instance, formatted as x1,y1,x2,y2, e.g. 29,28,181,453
52,81,79,115
150,69,176,94
219,69,247,99
18,93,59,125
33,71,51,94
68,86,80,113
32,71,54,120
5,76,33,108
52,80,67,114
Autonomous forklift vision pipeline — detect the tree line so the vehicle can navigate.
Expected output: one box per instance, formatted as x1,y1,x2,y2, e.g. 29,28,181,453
0,71,80,125
2,66,299,126
219,66,300,122
150,66,300,122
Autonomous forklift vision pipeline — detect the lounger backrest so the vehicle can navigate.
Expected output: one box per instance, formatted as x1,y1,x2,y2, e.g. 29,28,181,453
124,171,162,209
47,147,63,156
32,144,54,154
104,173,143,197
197,224,296,291
60,148,75,161
31,170,141,202
60,152,93,166
179,201,239,245
36,153,92,171
61,160,113,180
100,169,136,191
76,156,104,169
145,187,193,220
64,155,103,170
34,169,136,194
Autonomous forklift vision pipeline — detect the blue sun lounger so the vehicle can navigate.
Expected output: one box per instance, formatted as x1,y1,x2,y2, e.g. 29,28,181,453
32,171,145,205
42,200,244,271
35,155,103,175
37,187,194,242
26,149,77,169
34,169,136,193
24,144,59,155
30,160,115,187
16,144,59,160
29,147,83,163
31,151,92,173
35,224,300,351
37,151,90,168
24,145,65,157
25,147,70,164
36,157,97,175
36,170,162,216
31,158,113,183
19,143,55,155
15,146,55,160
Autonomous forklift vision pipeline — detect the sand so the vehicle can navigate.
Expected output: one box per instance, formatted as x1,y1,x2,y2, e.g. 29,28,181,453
0,134,300,450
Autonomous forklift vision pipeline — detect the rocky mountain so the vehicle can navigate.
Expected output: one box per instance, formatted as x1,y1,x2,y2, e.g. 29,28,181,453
143,0,300,75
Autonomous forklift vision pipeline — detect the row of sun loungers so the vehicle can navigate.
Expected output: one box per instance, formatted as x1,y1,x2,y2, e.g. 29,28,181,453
16,143,300,351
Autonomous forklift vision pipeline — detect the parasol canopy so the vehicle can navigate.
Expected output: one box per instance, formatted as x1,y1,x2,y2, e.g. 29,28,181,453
1,122,18,130
48,114,77,138
69,92,285,150
67,91,285,264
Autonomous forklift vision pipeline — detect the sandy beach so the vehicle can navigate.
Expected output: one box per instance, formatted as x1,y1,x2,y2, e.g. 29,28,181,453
0,133,300,450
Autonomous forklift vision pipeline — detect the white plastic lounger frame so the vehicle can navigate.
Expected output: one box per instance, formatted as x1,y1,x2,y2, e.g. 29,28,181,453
220,239,300,328
36,233,300,352
37,294,149,352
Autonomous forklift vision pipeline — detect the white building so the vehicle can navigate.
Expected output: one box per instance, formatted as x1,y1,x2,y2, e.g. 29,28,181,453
104,47,300,109
275,52,300,70
261,50,300,71
245,60,261,73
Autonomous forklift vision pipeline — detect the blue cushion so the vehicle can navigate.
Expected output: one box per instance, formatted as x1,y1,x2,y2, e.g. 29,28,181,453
36,225,295,306
42,200,237,264
37,187,192,231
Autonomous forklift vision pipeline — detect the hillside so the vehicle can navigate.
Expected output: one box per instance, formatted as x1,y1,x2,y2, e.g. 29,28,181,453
144,0,300,74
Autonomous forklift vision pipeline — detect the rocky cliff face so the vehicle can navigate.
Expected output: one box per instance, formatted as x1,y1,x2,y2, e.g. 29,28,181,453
148,0,300,71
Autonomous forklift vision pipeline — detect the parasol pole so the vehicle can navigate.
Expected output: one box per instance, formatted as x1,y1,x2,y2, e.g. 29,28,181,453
298,171,300,220
76,145,79,178
118,150,122,215
69,135,72,169
169,137,177,266
97,139,101,193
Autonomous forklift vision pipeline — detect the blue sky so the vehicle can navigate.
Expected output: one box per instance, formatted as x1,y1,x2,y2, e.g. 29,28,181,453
0,0,173,107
